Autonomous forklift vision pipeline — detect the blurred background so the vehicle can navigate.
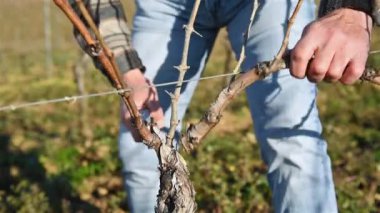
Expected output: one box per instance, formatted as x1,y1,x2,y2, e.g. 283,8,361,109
0,0,379,212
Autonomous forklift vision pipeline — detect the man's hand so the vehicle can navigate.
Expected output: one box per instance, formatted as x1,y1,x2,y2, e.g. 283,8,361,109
121,69,164,141
291,8,372,84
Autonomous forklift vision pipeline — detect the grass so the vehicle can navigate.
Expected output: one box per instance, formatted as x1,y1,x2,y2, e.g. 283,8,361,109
0,0,379,212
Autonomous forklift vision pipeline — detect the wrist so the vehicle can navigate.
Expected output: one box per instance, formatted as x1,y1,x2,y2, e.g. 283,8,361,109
336,8,373,30
342,0,372,17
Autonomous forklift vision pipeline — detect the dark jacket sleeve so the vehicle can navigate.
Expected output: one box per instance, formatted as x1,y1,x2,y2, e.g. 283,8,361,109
70,0,145,74
318,0,373,17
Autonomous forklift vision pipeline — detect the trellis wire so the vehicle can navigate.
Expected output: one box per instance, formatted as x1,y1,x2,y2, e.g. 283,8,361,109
2,46,378,112
0,72,239,112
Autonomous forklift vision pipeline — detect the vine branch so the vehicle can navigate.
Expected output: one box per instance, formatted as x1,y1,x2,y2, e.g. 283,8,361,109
54,0,379,211
181,0,304,151
231,0,259,75
181,0,380,151
166,0,202,147
53,0,161,149
54,0,197,211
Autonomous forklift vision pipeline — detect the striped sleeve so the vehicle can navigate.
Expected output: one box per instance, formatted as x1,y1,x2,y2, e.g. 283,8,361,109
70,0,145,74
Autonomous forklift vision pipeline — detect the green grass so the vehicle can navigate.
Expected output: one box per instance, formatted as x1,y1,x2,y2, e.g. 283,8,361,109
0,0,380,212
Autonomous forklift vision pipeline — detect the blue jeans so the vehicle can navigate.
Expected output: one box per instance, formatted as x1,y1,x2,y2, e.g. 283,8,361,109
119,0,338,212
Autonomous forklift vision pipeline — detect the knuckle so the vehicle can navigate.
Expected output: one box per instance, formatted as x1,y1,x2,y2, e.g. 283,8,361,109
307,74,321,83
307,22,320,32
325,72,341,81
350,70,363,79
291,49,306,62
340,78,355,85
340,64,364,85
349,64,365,78
310,63,328,75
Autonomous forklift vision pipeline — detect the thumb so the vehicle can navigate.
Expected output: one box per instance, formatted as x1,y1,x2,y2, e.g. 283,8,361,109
146,87,165,128
147,101,164,128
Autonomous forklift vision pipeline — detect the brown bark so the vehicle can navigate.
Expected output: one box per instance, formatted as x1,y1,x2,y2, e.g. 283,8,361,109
54,1,196,211
53,0,161,149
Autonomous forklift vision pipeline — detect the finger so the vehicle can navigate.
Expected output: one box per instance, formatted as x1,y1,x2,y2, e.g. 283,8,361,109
307,43,336,83
120,102,144,141
146,87,165,128
290,25,321,79
131,90,147,110
121,103,133,128
340,60,366,85
324,52,350,82
149,103,165,128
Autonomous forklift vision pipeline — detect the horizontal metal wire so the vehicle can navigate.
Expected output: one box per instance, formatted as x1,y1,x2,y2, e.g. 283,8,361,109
0,72,238,112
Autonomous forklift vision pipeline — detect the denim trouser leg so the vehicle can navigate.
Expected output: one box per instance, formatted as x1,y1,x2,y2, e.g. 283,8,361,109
119,0,338,212
227,1,338,212
118,1,217,212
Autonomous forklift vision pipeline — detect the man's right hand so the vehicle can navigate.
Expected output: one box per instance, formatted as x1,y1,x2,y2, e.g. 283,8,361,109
121,69,164,141
290,8,372,84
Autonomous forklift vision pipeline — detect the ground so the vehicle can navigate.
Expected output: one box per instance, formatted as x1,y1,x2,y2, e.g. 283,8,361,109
0,1,379,212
